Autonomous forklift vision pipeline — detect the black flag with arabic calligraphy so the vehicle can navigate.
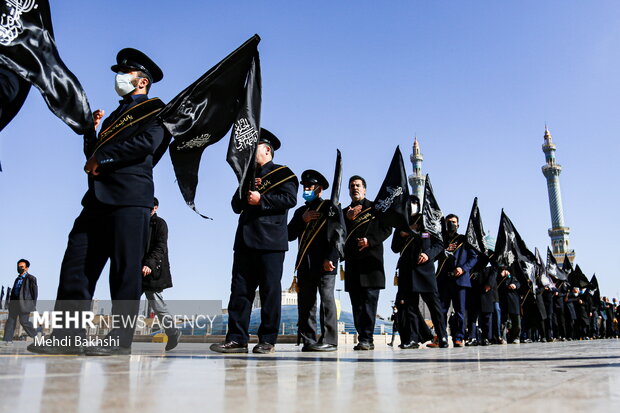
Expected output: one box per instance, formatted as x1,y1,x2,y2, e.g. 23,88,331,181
546,247,567,282
159,34,261,218
493,210,537,290
0,0,93,135
465,197,488,256
422,174,443,243
326,149,346,260
373,146,410,229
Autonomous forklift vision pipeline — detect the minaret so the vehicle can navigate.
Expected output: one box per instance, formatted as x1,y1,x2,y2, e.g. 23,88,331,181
541,127,575,264
409,136,426,202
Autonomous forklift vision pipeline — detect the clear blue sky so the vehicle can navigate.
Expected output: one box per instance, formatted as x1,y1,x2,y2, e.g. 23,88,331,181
1,1,619,317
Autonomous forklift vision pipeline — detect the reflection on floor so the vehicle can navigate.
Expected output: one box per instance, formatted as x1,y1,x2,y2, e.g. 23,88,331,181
1,340,619,412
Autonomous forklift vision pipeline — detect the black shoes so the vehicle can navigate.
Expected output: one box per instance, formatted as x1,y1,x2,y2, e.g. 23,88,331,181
465,338,479,347
399,341,420,349
85,345,131,356
253,342,275,354
165,330,182,351
302,343,337,352
480,339,491,346
27,342,84,355
353,342,374,350
209,341,248,353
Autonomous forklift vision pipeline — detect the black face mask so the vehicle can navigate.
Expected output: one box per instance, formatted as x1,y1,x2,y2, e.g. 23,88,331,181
447,221,458,232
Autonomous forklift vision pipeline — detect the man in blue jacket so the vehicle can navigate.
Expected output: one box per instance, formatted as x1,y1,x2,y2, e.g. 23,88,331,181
436,214,478,347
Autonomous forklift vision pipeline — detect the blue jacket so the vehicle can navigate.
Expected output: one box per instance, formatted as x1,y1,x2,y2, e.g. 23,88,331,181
436,234,478,288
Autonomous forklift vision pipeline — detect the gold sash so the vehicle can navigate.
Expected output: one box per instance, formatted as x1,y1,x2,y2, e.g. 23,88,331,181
256,165,296,195
344,207,374,243
294,200,329,271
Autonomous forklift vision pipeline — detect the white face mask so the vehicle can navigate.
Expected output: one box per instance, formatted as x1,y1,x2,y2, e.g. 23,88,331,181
115,73,136,96
410,203,419,216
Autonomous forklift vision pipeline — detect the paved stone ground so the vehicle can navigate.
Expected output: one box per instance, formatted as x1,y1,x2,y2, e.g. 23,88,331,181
0,339,619,412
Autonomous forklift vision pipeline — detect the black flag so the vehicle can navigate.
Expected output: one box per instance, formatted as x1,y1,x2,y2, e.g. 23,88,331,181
227,54,261,196
535,247,554,289
465,197,488,256
0,0,93,134
159,34,261,217
590,274,600,303
422,174,443,242
326,149,346,260
5,287,10,308
546,247,567,281
0,286,4,310
373,146,410,228
569,265,590,289
0,67,30,133
562,253,573,274
494,210,537,289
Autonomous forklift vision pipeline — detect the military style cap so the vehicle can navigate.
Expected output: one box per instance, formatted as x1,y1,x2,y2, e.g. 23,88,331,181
259,128,281,151
300,169,329,190
111,48,163,83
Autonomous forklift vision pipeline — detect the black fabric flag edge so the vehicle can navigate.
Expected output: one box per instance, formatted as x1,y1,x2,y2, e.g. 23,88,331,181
326,149,346,260
373,146,410,229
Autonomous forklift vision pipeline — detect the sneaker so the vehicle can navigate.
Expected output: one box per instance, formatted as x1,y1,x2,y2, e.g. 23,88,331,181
252,342,275,354
209,341,248,353
453,340,464,347
165,330,182,352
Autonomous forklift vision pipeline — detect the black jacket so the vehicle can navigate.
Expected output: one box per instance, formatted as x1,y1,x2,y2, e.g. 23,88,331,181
391,223,443,293
83,94,168,208
478,266,499,313
9,273,37,314
288,197,340,277
232,161,298,251
343,198,392,290
142,213,173,291
497,272,521,315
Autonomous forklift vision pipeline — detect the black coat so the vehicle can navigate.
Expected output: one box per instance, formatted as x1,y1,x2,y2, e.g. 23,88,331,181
232,161,298,251
83,94,167,208
564,294,578,320
288,198,340,277
478,266,499,313
9,273,37,314
343,198,392,290
142,213,173,291
391,223,443,293
497,272,521,315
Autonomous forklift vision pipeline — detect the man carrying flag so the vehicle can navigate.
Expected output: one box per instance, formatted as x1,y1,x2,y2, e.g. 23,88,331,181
288,169,340,352
342,175,392,350
29,48,168,356
210,130,298,354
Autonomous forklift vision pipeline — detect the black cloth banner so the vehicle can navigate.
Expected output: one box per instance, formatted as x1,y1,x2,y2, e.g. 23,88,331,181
465,197,488,256
569,265,590,289
159,34,261,217
422,174,443,243
0,0,92,134
546,247,567,282
590,274,600,303
0,286,4,310
373,146,410,229
326,149,346,260
535,247,554,289
494,210,538,291
562,253,573,274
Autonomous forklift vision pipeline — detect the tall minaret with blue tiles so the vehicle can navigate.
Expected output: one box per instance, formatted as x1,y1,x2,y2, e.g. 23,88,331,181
541,127,575,264
409,137,425,203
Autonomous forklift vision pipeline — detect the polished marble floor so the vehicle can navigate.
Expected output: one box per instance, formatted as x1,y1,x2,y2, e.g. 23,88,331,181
0,339,619,413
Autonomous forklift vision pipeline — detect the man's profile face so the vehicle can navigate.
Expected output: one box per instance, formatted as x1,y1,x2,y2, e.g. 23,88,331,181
17,262,28,274
349,179,366,202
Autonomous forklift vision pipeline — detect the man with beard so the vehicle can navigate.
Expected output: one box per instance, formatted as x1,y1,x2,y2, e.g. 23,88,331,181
288,170,340,352
390,196,444,349
211,130,298,354
342,175,392,350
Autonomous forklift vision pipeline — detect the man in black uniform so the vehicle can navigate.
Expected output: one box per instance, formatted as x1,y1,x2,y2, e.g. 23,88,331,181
28,48,168,356
2,259,37,345
390,196,445,349
343,175,392,350
288,170,340,352
211,130,298,354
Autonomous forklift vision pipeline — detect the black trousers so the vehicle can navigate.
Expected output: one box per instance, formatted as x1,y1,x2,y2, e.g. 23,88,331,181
227,249,285,345
52,205,150,347
297,272,338,346
398,290,434,344
3,311,37,341
553,304,566,338
501,312,521,342
348,287,380,343
543,294,554,340
413,290,447,341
